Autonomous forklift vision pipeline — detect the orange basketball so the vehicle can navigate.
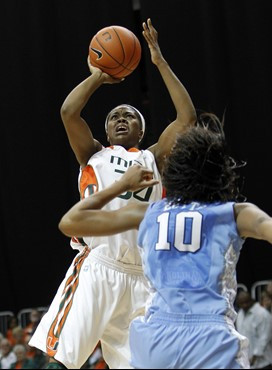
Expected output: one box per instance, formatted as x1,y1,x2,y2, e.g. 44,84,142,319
89,26,141,79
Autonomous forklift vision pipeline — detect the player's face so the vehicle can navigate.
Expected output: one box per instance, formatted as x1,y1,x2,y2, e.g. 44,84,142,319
106,106,143,148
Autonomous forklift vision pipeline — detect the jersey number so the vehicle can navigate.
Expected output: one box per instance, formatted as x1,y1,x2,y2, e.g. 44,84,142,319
155,212,203,253
115,169,153,202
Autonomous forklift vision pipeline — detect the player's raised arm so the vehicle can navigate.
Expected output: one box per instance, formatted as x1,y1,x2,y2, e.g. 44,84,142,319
143,18,197,172
235,203,272,244
59,165,158,237
60,63,123,167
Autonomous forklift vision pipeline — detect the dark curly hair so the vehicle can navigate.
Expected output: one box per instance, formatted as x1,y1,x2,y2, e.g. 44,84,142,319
162,113,246,204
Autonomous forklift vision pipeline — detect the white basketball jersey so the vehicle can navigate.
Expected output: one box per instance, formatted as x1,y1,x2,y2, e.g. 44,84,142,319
71,145,163,265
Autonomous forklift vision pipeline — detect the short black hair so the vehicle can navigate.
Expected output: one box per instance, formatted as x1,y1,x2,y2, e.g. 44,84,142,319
162,113,246,204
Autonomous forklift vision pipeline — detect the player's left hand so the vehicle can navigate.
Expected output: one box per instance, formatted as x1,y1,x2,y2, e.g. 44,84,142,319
120,164,159,192
142,18,164,66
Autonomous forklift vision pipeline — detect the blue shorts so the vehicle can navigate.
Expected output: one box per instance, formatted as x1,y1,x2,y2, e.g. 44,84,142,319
129,313,249,369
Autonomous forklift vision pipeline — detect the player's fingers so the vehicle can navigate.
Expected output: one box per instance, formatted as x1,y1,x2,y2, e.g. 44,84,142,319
142,31,149,43
147,19,158,39
140,167,154,176
141,179,159,187
142,29,153,44
142,22,153,39
147,18,157,33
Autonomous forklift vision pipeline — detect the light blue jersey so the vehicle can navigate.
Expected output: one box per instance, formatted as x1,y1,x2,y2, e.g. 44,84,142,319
129,200,250,369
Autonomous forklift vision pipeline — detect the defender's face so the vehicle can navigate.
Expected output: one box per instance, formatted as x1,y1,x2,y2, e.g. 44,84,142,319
106,106,143,148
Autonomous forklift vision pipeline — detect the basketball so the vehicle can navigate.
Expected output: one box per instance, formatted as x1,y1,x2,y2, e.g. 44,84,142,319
89,26,141,79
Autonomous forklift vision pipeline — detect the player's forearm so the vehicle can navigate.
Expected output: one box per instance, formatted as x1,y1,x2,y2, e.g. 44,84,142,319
156,59,196,124
61,72,104,118
59,165,155,236
61,180,127,222
81,180,128,211
58,180,129,236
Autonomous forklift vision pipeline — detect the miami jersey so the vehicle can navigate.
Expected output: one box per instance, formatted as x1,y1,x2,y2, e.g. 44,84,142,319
137,199,245,322
71,145,163,265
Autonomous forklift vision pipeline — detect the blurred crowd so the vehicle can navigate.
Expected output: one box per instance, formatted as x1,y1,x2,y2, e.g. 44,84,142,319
235,282,272,369
0,308,108,369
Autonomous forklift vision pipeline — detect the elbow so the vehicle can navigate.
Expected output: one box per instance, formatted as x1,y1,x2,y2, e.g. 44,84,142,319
60,103,77,120
58,217,73,237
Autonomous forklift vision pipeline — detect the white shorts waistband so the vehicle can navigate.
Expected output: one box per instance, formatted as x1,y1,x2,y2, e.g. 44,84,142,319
88,252,144,276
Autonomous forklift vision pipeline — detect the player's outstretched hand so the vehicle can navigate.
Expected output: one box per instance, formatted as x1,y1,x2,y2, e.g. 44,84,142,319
87,56,124,84
142,18,164,66
120,165,159,192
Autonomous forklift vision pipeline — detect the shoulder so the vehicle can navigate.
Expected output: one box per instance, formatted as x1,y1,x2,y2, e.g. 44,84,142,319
143,199,166,216
234,202,257,218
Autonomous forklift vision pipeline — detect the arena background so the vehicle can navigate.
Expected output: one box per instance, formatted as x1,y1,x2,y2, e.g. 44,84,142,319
1,0,272,313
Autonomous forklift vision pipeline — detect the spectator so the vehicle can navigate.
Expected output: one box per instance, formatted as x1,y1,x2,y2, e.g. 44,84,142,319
266,283,272,313
24,309,41,343
12,327,26,346
267,283,272,296
10,344,35,369
31,348,49,369
0,338,17,369
236,291,272,369
6,315,20,346
26,336,48,369
261,291,272,312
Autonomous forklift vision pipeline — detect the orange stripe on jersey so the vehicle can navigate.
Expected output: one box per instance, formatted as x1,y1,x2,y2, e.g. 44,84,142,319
79,165,99,199
71,237,80,244
162,187,167,199
128,147,140,152
46,247,90,358
106,146,140,152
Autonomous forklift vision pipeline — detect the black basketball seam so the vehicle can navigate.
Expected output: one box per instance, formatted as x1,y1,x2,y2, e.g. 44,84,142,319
112,27,125,65
124,33,136,69
90,57,123,70
95,34,131,71
95,29,134,72
94,36,121,68
127,56,141,70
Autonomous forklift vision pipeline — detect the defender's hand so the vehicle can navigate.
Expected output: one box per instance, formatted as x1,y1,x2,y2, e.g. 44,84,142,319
119,165,159,192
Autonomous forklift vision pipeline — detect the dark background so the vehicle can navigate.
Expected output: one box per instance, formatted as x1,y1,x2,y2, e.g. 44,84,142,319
1,0,272,314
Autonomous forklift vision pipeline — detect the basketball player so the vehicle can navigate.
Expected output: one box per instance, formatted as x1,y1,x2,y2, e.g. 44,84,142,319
58,113,272,369
29,18,196,369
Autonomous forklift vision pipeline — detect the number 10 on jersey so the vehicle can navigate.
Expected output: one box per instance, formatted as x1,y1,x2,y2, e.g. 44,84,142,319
155,212,203,253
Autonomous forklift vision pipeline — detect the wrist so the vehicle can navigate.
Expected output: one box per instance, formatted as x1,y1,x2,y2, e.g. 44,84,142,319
154,57,168,68
115,178,130,193
90,70,105,85
118,180,129,195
